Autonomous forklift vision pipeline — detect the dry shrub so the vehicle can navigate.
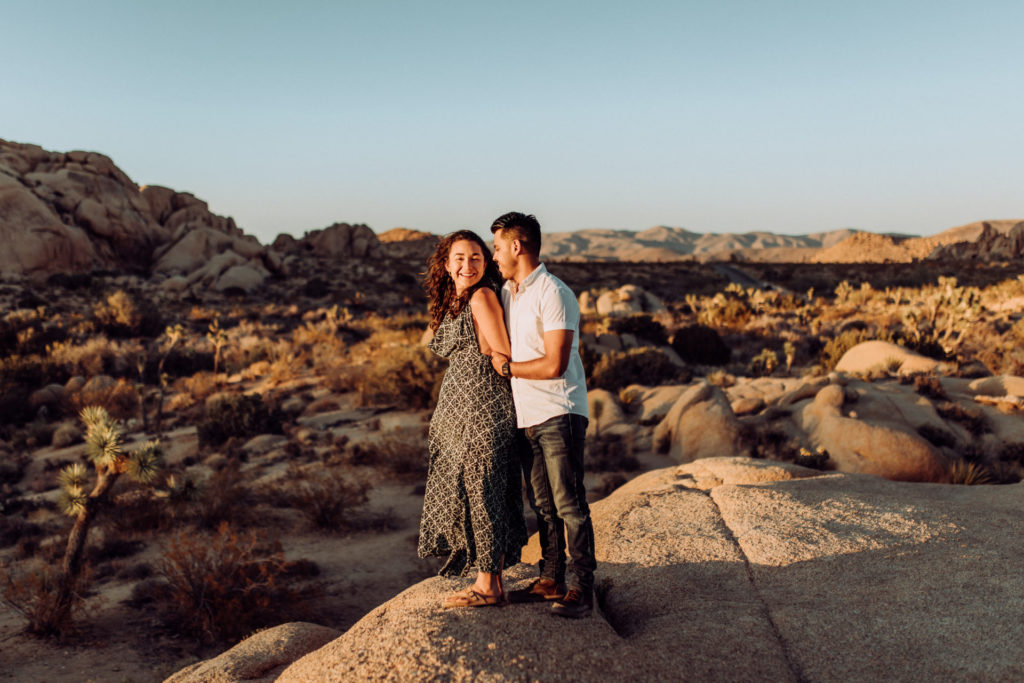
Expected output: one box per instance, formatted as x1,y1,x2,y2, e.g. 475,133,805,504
284,466,371,530
590,348,689,392
192,465,252,530
936,401,991,437
66,377,139,422
176,372,221,404
342,438,428,478
356,346,444,409
92,290,163,338
908,373,948,400
946,460,993,485
197,393,284,449
585,433,640,472
819,329,872,371
47,336,133,378
916,424,958,449
149,522,302,643
0,560,88,636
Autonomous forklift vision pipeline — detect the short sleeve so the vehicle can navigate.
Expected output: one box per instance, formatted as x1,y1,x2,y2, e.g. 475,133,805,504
541,282,579,332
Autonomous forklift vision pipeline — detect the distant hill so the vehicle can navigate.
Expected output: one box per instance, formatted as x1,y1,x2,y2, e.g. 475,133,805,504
541,226,866,262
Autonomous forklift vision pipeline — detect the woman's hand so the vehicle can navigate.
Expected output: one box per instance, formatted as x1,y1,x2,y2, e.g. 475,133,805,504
490,352,509,376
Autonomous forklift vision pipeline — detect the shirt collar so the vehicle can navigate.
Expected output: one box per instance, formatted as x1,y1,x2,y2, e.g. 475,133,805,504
503,263,547,296
520,263,546,290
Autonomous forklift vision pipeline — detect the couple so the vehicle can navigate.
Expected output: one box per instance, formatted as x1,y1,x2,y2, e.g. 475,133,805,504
417,212,596,619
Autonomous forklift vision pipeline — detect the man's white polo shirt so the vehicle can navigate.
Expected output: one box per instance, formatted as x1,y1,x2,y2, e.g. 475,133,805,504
502,263,589,429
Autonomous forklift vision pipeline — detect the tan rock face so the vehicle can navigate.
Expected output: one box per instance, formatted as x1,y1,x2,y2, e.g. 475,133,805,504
164,622,340,683
216,457,1024,682
654,380,750,463
798,383,948,481
0,138,252,278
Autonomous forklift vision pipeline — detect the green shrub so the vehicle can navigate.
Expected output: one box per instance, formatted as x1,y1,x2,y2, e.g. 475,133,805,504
197,393,283,448
670,324,731,366
590,348,690,392
607,314,668,345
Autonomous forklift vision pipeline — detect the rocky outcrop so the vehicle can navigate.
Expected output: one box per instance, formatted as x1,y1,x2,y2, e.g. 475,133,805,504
174,458,1024,681
834,340,951,376
578,284,666,316
0,138,278,288
928,221,1024,261
165,622,340,683
653,380,750,463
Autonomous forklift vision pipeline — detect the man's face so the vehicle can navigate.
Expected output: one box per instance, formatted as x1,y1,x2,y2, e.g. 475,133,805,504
492,229,517,280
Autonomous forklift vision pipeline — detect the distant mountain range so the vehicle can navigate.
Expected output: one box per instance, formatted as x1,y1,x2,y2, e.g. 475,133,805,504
537,220,1024,263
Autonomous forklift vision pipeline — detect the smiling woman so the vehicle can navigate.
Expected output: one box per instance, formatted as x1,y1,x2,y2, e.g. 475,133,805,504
418,230,527,608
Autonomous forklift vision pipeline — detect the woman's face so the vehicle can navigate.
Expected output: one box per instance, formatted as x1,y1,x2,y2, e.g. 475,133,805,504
446,239,485,294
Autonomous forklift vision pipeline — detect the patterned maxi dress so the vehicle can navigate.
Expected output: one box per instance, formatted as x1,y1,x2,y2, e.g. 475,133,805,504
418,300,527,576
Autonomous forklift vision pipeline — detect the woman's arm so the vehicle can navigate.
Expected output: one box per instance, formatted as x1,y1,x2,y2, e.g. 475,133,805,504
470,288,511,357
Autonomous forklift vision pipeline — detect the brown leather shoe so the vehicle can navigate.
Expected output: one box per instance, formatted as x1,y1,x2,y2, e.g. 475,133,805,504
509,578,566,603
551,588,593,619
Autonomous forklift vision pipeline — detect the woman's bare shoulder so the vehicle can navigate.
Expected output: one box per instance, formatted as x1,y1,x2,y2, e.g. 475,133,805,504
470,287,500,306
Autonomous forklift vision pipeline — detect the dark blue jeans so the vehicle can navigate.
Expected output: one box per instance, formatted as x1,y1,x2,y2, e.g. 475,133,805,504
522,413,596,592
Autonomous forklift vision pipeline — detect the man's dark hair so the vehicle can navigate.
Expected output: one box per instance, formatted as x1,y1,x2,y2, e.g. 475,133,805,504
490,212,541,257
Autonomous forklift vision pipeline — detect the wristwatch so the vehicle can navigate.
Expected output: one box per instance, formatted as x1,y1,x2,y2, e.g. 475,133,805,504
501,360,511,378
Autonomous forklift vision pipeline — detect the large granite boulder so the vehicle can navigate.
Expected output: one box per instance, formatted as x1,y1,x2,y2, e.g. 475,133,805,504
653,380,749,463
170,457,1024,682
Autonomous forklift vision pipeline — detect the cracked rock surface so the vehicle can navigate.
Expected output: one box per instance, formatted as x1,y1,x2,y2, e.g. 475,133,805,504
170,457,1024,682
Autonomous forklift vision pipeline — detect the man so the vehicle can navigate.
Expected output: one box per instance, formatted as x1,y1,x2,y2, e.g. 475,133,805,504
489,211,596,619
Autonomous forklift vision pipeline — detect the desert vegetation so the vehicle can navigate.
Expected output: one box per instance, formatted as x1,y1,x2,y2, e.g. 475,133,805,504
2,259,1024,674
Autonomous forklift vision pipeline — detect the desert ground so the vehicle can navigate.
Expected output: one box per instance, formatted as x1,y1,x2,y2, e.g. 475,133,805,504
2,258,1024,681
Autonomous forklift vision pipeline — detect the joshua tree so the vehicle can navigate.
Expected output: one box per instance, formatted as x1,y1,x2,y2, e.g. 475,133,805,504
154,323,185,435
48,406,162,632
206,317,228,374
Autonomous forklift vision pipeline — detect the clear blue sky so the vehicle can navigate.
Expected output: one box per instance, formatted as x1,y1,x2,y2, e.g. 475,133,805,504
4,0,1022,244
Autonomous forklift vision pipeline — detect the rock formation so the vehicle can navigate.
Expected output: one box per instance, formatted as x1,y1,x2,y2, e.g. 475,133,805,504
170,457,1024,682
0,138,279,292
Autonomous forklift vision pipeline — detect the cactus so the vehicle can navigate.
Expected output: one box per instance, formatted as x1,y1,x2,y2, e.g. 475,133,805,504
48,406,163,632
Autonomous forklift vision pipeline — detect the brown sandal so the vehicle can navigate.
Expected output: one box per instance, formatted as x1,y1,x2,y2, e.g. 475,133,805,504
442,587,507,608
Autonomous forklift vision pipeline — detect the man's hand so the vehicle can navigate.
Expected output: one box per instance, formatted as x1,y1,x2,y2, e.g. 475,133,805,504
491,352,509,376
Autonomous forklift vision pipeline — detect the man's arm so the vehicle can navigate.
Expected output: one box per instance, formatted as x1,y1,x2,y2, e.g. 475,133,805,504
491,329,573,379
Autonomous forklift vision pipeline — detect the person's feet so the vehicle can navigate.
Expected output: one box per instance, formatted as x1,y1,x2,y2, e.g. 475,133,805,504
551,588,592,618
442,587,506,608
508,577,566,603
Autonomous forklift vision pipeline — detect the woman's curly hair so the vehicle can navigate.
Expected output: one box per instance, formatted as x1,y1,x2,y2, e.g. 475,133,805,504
424,230,503,331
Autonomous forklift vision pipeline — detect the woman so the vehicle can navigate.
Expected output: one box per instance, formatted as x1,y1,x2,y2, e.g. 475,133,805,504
418,230,527,607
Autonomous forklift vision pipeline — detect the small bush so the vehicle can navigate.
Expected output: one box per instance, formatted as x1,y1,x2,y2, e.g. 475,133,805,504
936,401,991,437
197,393,283,448
357,346,444,410
67,376,140,423
585,433,640,472
285,467,371,531
0,561,69,636
946,460,993,485
819,329,872,371
909,373,948,400
92,290,164,338
342,438,428,478
607,315,668,345
150,522,302,643
670,325,731,366
590,348,689,392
